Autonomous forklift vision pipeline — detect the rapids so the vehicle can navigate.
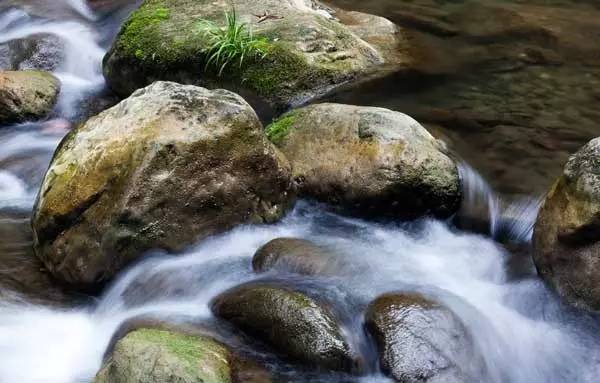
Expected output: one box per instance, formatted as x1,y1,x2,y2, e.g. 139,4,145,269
0,1,599,383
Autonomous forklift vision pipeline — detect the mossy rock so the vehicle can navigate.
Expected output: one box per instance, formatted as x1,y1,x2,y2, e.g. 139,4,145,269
533,137,600,311
0,70,60,124
265,103,461,219
103,0,411,113
32,81,295,290
211,282,360,372
94,328,271,383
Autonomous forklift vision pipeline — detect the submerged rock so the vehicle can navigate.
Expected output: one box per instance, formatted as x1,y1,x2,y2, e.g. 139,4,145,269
533,138,600,311
95,328,270,383
102,0,412,113
211,282,359,372
365,293,483,383
32,81,294,289
0,70,60,124
252,237,341,275
265,103,460,218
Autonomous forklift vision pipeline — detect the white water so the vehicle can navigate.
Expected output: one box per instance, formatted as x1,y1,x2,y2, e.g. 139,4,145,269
0,205,599,382
0,1,599,383
458,162,542,242
0,0,106,211
0,8,105,117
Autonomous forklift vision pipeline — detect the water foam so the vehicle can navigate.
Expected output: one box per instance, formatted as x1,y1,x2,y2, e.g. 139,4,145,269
0,205,597,382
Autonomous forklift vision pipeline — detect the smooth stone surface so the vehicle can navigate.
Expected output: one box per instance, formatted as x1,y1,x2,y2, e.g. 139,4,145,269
365,293,483,383
252,237,342,275
211,282,359,372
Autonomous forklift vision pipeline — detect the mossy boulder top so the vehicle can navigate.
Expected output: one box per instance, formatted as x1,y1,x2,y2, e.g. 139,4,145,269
103,0,411,113
533,137,600,311
0,70,60,125
266,103,461,218
32,81,295,289
94,328,271,383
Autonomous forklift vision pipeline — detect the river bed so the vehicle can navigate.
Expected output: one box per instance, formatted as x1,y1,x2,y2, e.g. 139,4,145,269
1,1,599,382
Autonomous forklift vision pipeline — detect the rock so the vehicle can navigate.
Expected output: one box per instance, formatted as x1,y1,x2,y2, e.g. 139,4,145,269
265,103,460,218
32,81,295,289
0,210,72,305
0,70,60,124
252,237,341,275
533,138,600,311
211,282,359,372
365,293,482,383
95,328,271,383
0,34,64,72
102,0,412,114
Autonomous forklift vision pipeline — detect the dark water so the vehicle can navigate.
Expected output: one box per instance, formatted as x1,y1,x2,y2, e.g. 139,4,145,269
327,0,600,196
0,1,600,382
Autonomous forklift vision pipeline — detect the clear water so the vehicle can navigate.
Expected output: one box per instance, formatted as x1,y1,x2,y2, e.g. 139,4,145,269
0,1,599,382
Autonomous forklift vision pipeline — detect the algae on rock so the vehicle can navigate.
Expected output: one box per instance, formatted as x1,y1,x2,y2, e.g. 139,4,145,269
94,328,266,383
103,0,412,113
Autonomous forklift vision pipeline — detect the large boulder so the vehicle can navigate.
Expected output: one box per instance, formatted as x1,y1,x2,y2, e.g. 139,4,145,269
211,282,359,372
533,138,600,311
95,328,270,383
0,70,60,124
102,0,412,114
32,81,295,289
365,293,483,383
265,103,460,218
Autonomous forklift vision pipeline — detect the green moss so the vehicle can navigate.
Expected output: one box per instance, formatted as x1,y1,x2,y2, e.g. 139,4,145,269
127,329,231,382
117,5,171,60
109,1,351,106
265,113,297,144
242,43,331,99
116,3,203,65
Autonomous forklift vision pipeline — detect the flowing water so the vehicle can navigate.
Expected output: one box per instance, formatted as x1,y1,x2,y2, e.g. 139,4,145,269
0,1,599,382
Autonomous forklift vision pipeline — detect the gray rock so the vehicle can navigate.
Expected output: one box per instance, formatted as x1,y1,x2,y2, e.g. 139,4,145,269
32,81,295,289
253,237,342,275
0,34,64,72
365,293,483,383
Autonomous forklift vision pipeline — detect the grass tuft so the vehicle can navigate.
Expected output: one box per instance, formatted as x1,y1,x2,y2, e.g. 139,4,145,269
197,7,269,76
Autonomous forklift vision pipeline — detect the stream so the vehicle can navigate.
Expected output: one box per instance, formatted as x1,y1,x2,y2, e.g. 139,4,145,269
1,1,600,382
